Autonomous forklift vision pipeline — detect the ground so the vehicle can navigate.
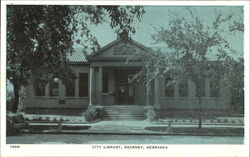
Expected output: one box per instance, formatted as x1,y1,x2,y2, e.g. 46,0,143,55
7,134,243,144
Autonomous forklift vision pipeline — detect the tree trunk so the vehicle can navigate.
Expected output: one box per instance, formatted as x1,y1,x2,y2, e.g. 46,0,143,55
18,86,26,113
12,81,20,113
198,96,202,129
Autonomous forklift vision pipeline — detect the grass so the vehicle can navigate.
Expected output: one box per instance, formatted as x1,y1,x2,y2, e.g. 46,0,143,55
145,127,244,136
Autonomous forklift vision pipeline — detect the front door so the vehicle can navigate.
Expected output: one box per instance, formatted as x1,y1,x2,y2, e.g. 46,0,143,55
115,70,135,105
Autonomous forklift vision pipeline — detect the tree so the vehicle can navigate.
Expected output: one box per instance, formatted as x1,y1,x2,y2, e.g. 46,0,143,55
7,5,145,113
230,59,244,114
219,58,244,114
131,7,243,128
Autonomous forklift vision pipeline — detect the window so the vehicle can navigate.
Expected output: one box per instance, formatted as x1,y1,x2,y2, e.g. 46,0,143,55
103,73,109,93
196,78,205,97
178,79,188,97
210,78,220,97
50,77,59,96
165,77,174,97
65,79,75,97
79,73,88,97
34,81,46,96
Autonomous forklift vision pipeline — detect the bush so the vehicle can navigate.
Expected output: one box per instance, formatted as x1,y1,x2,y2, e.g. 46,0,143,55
144,106,153,110
153,104,161,110
144,105,162,121
144,106,156,121
6,99,14,112
153,104,161,119
7,112,27,136
85,105,103,122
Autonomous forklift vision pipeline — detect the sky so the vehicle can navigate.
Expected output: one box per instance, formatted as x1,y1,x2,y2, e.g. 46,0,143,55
6,6,244,92
75,6,243,57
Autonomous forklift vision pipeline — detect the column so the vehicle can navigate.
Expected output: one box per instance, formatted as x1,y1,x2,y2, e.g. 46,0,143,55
59,80,64,99
174,81,179,97
97,67,103,105
146,81,151,106
75,76,79,97
45,84,49,97
205,78,210,97
89,67,94,106
154,77,160,105
188,80,193,97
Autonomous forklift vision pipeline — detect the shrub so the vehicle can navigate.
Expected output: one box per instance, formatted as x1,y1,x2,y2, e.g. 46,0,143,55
94,106,104,120
153,104,161,110
7,113,27,136
85,106,103,122
144,105,161,121
153,104,161,119
144,106,156,121
144,106,153,110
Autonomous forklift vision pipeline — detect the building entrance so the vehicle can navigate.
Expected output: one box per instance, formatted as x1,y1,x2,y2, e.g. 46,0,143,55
115,70,136,105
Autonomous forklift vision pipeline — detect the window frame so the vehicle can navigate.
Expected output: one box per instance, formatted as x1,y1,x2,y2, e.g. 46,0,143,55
103,73,109,93
165,76,175,97
195,78,206,97
209,78,220,97
49,77,59,97
79,73,88,97
65,79,76,97
34,80,46,97
178,79,188,97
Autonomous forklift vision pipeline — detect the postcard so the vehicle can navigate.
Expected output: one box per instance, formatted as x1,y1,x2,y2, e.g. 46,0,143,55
1,0,249,157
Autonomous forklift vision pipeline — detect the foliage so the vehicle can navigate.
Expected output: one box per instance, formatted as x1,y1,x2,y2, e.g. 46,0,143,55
132,7,243,127
6,81,14,111
230,59,244,114
149,8,241,84
7,112,27,135
143,105,161,121
84,106,97,122
144,106,156,121
153,104,161,120
85,105,103,122
7,5,145,113
153,104,161,110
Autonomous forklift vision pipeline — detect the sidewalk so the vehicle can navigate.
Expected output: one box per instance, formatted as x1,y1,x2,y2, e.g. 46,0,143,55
22,120,244,136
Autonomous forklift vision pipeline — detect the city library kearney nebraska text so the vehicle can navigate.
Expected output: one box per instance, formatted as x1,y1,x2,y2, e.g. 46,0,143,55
92,145,168,149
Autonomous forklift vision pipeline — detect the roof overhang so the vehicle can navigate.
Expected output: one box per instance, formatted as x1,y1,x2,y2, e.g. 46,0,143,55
87,38,150,62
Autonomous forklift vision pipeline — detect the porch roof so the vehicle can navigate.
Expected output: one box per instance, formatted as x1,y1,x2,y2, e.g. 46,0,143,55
88,38,150,58
67,48,88,63
66,39,231,64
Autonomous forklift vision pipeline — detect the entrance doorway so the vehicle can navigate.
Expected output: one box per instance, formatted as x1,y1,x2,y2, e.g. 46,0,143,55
115,70,135,105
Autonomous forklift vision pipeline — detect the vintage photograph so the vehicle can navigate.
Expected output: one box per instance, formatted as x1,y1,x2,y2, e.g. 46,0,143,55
4,3,245,146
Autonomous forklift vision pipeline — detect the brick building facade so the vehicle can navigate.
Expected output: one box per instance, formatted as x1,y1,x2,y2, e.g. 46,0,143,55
25,38,231,118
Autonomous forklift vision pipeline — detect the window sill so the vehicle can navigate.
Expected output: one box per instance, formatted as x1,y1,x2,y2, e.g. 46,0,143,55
35,96,89,99
65,97,89,99
35,96,59,99
102,93,114,95
164,97,221,99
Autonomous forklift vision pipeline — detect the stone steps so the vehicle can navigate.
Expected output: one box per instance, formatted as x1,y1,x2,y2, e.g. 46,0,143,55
103,105,146,120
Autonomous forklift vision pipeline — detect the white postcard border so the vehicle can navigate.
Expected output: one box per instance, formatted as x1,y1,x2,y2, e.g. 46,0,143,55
1,1,249,157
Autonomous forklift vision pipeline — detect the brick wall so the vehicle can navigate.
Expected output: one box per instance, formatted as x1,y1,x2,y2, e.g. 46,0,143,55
25,64,90,115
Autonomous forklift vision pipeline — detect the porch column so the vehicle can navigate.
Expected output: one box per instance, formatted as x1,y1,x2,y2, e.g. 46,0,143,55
205,78,210,97
97,67,103,105
174,82,179,97
146,82,151,105
154,77,160,105
89,67,94,106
